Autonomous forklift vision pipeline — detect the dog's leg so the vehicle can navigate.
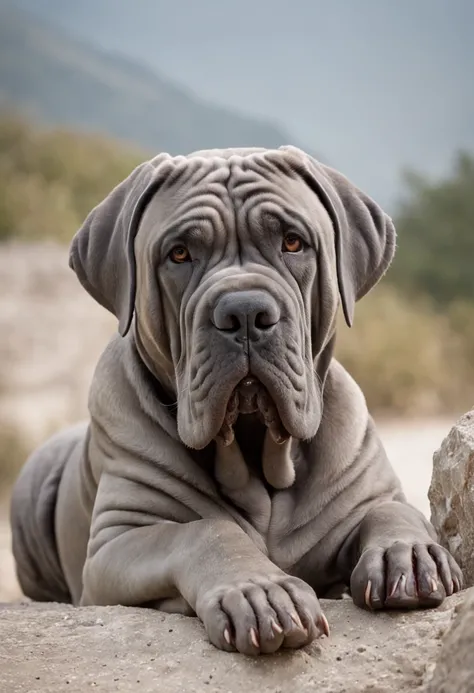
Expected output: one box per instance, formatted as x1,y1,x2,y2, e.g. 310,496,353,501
340,501,463,610
81,518,329,655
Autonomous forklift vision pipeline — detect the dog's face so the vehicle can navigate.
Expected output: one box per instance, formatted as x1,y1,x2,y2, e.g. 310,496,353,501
69,147,395,449
134,158,339,448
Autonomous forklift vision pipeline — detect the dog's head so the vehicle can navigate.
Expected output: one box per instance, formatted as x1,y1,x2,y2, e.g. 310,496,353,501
70,147,395,449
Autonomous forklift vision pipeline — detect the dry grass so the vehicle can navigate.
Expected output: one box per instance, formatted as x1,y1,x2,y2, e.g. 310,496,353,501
336,286,474,417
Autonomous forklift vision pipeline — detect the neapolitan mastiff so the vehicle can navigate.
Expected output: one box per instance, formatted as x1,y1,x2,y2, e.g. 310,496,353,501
11,146,462,655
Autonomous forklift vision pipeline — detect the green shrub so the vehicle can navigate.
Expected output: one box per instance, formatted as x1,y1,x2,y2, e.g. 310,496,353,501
389,152,474,306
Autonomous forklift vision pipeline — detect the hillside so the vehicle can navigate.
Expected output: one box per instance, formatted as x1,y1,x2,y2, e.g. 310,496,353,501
0,4,302,155
10,0,474,206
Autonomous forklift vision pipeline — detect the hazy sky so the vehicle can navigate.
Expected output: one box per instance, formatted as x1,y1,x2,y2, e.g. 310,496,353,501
13,0,474,206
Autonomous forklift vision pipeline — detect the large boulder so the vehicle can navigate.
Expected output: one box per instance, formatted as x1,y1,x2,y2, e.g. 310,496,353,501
429,410,474,587
424,589,474,693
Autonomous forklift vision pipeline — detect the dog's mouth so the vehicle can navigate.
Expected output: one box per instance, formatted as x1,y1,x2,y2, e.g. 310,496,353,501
216,376,290,447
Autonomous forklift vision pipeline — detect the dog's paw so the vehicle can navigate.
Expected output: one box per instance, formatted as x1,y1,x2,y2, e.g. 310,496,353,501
350,541,463,611
196,574,329,655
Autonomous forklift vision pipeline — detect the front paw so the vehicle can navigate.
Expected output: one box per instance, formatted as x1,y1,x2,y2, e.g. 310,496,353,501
350,542,463,611
196,574,329,655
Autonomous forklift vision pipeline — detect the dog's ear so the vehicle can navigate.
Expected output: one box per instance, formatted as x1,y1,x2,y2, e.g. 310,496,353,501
281,146,396,327
69,154,173,336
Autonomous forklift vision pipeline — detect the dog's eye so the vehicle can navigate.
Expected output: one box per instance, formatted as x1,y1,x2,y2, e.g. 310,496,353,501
170,246,191,263
282,233,303,253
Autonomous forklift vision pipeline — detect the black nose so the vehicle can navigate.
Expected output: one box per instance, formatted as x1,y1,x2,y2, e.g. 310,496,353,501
212,290,281,340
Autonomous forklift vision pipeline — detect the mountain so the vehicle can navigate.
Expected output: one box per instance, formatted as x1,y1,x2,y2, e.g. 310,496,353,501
10,0,474,208
0,4,304,157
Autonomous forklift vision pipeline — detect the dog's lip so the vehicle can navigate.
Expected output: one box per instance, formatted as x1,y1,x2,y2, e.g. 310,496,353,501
216,376,290,446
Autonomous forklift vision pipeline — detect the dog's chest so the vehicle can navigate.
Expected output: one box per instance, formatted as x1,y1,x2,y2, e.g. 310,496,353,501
191,437,340,580
213,454,303,552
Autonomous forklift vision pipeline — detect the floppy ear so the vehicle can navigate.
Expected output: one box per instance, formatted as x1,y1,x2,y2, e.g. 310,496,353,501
69,154,173,336
280,146,396,327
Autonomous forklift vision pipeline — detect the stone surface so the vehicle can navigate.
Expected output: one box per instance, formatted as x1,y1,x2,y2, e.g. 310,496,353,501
1,590,473,693
424,590,474,693
429,409,474,587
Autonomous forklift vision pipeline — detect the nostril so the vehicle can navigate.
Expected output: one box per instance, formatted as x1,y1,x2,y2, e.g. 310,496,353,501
255,311,275,330
213,306,242,332
225,314,241,332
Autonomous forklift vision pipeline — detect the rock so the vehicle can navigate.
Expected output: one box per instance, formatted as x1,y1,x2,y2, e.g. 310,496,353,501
424,589,474,693
428,410,474,587
1,590,473,693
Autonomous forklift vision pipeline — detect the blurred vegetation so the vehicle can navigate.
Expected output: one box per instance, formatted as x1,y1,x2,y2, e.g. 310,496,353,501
335,288,474,416
0,110,473,446
336,153,474,416
0,374,27,495
0,426,28,496
390,153,474,306
0,110,144,242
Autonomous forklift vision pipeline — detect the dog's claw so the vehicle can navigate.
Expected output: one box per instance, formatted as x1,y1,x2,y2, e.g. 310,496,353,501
317,613,330,637
388,575,402,599
290,612,304,631
224,628,232,646
271,619,283,635
249,627,259,649
430,577,438,594
364,580,372,607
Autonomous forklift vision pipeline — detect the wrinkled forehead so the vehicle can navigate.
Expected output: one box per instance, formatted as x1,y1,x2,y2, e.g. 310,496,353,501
138,150,333,245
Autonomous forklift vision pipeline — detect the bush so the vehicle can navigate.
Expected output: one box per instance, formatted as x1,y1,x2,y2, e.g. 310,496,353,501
389,152,474,305
0,109,144,243
335,287,474,416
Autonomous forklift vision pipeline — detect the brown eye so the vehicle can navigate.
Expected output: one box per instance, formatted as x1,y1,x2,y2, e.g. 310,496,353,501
170,246,191,263
282,233,303,253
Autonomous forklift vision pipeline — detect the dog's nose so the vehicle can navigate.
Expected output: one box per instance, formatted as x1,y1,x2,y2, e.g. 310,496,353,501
212,290,281,339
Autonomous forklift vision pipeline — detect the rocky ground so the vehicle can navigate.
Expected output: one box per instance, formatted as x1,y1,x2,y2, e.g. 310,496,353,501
1,590,472,693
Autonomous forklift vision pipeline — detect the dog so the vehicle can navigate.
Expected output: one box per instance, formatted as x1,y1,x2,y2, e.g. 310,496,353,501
10,146,463,655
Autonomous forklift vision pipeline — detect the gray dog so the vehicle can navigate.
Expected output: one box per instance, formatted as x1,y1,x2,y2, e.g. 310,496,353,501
11,146,462,655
